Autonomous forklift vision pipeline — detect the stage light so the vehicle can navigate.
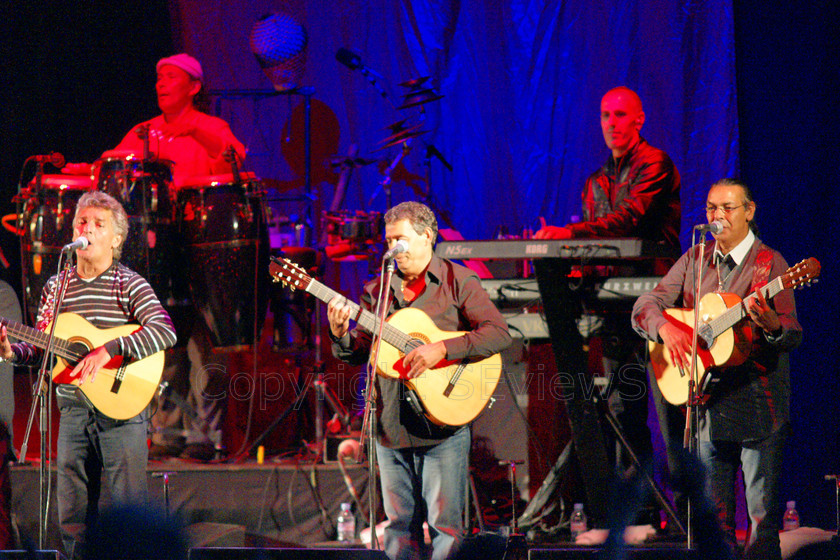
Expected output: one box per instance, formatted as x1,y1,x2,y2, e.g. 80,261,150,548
249,12,308,92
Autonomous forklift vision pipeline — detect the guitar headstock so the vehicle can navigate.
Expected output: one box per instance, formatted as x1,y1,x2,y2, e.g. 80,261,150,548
781,258,821,290
269,256,313,292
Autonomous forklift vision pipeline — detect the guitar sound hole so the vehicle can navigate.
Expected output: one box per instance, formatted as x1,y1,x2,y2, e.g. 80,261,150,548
403,338,423,356
66,341,91,367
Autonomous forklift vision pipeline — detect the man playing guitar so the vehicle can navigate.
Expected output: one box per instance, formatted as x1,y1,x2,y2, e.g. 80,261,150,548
327,201,511,560
632,178,802,559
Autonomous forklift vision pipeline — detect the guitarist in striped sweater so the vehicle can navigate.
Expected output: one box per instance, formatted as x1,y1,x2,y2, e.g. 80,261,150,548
632,178,802,559
0,191,177,558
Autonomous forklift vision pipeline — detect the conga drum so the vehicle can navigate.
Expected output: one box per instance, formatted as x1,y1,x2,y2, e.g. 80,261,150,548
92,150,180,304
177,173,269,349
19,174,93,321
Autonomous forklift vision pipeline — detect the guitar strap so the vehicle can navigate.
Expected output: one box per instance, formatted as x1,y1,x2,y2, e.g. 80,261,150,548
751,245,774,291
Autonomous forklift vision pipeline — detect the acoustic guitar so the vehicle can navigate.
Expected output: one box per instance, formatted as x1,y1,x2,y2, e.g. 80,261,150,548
649,257,820,405
269,257,503,427
0,313,164,420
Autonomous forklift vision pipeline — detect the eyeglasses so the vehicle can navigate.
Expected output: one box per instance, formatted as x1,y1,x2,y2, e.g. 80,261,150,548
705,203,747,216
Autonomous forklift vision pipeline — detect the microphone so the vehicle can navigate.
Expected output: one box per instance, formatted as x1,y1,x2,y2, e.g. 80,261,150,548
382,239,409,260
62,237,89,252
32,152,66,168
695,220,725,234
336,47,363,70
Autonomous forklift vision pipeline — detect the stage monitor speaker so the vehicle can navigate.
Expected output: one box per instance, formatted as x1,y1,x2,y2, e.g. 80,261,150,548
189,548,387,560
0,552,60,560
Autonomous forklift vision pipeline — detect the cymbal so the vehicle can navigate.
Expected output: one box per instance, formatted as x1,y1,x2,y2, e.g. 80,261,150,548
377,122,427,149
328,155,378,169
399,76,431,89
380,121,423,141
397,89,444,110
383,119,410,134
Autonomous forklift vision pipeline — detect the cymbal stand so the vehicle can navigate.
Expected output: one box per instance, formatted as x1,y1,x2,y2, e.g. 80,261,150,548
376,140,411,210
422,142,455,230
18,251,74,547
684,228,709,549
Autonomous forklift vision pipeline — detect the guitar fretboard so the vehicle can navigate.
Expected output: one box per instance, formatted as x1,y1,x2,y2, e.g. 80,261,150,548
0,317,84,362
707,276,784,338
304,281,412,352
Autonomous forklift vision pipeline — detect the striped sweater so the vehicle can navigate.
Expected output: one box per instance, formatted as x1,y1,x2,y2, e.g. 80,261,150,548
12,262,177,365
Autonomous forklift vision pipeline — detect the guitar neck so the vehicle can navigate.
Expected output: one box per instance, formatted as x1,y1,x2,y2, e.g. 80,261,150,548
707,276,784,338
0,317,76,361
304,280,411,351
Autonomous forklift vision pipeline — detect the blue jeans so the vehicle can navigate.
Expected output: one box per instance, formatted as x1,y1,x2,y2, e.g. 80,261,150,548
375,427,470,560
698,427,787,559
57,396,149,559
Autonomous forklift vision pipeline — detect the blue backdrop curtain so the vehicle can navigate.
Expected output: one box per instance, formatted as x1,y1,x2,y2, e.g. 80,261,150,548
168,0,737,244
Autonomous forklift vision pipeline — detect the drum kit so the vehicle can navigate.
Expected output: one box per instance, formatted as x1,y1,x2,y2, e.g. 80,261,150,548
15,152,270,350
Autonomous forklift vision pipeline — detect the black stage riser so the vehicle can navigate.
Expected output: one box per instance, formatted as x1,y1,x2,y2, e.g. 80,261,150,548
189,549,387,560
528,548,698,560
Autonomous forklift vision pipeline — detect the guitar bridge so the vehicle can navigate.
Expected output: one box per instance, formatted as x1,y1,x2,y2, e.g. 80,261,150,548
443,361,468,397
110,365,127,394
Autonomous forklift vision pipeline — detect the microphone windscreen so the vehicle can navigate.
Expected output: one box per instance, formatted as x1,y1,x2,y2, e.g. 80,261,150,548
336,48,362,70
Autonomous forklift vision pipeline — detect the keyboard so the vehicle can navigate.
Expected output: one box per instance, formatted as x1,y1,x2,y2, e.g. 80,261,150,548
481,277,662,303
436,238,653,260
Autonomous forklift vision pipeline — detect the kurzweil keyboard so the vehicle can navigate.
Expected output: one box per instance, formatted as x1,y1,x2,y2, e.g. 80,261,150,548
436,238,657,260
481,277,662,303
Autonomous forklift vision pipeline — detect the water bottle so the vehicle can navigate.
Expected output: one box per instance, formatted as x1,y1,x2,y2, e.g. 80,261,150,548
782,500,800,531
337,502,355,542
570,503,588,540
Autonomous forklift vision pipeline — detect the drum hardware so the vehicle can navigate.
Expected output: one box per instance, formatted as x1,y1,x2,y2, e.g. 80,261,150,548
223,144,242,185
322,210,383,261
238,200,255,224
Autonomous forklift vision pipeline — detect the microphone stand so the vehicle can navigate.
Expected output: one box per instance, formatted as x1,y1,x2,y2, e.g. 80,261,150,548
18,251,75,547
683,227,708,550
358,257,396,550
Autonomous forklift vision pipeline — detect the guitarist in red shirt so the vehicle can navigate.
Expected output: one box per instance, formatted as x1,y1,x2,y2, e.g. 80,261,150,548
328,201,511,560
632,178,802,559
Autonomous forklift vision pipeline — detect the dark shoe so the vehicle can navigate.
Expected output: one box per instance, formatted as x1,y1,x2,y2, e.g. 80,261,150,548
180,443,216,462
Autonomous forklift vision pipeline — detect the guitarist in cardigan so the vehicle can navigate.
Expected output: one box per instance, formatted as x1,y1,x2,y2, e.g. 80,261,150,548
632,178,802,559
327,201,511,560
0,192,177,559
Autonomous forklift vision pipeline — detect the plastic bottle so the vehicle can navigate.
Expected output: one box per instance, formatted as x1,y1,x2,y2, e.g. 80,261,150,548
570,503,587,540
782,500,800,531
337,502,355,542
